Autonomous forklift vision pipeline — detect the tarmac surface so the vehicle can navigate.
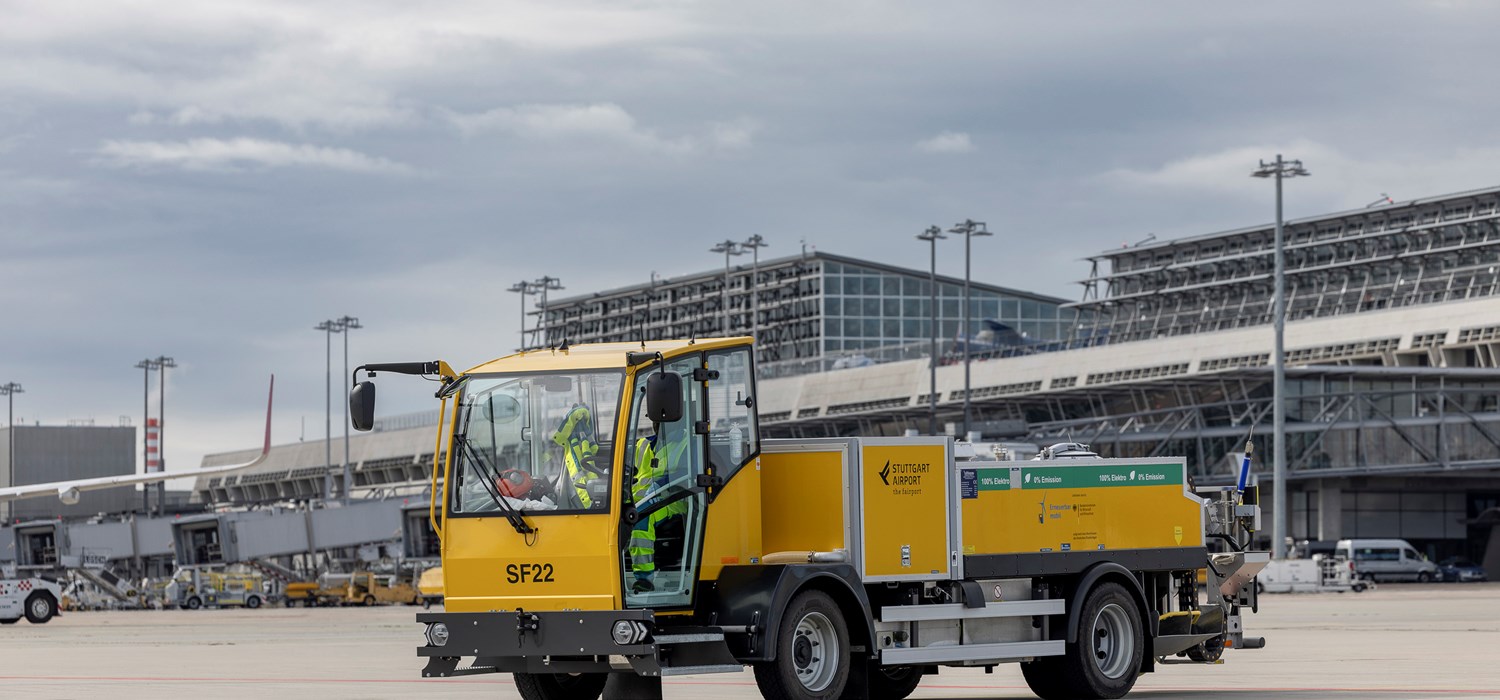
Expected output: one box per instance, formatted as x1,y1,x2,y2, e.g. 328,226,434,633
1,582,1496,699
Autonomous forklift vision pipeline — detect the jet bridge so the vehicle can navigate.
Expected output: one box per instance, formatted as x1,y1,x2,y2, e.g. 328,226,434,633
172,501,403,566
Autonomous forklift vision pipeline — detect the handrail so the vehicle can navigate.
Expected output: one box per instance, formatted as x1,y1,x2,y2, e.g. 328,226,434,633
429,396,450,540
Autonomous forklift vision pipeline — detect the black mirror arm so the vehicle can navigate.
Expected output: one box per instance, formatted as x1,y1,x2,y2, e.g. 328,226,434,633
351,360,456,386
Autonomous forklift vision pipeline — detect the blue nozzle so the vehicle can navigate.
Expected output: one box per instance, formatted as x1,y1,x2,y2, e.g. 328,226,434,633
1236,440,1254,492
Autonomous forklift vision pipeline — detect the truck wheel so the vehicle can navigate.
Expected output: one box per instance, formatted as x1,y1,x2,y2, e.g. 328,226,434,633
25,593,57,624
1417,571,1432,583
869,665,923,700
754,589,851,699
1021,657,1068,700
245,595,262,609
1046,582,1143,700
363,595,376,606
513,672,606,700
186,596,203,610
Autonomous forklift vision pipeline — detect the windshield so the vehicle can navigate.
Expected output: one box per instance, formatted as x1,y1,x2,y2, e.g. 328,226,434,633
448,370,624,517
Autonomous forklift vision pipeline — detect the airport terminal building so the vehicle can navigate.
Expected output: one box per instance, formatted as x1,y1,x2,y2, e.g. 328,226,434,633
531,251,1080,369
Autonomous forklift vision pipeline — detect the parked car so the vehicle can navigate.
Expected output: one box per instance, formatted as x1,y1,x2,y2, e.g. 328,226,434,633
1437,557,1488,582
1336,539,1440,583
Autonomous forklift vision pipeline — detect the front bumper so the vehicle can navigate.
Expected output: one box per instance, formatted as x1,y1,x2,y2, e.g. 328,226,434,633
418,609,658,677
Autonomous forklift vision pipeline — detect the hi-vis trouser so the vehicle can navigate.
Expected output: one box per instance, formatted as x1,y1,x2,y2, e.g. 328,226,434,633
629,437,687,577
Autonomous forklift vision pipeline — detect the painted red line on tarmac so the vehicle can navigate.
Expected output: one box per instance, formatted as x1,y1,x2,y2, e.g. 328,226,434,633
4,675,1497,695
0,676,503,685
665,679,1500,695
1134,689,1500,696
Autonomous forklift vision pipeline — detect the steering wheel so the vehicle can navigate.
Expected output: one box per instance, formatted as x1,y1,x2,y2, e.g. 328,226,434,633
577,453,609,477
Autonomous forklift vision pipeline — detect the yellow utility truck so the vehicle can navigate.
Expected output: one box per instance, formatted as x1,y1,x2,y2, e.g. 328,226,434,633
286,571,418,606
416,566,443,608
348,338,1266,700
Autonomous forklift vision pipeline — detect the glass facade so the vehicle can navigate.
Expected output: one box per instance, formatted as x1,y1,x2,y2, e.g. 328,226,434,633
819,260,1076,354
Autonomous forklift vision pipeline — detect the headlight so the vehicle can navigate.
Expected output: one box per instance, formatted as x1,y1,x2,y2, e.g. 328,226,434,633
612,620,635,645
425,622,449,647
612,620,648,645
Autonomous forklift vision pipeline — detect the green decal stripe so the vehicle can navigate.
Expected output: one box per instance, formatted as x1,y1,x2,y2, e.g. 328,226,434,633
1019,463,1183,489
972,468,1010,491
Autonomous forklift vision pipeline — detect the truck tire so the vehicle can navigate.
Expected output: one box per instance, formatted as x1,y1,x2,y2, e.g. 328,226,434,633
512,672,606,700
186,596,203,610
25,593,56,624
1020,657,1068,699
1027,582,1142,700
1417,571,1432,583
869,665,923,700
245,595,262,609
363,595,376,606
753,589,851,700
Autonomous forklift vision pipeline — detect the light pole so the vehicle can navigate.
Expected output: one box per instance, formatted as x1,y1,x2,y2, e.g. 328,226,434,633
1,382,22,514
337,315,361,504
1252,155,1309,560
315,320,343,501
948,219,992,439
153,356,176,515
508,281,540,351
740,235,769,352
133,359,157,514
644,272,664,341
533,276,564,348
916,226,946,436
710,240,744,335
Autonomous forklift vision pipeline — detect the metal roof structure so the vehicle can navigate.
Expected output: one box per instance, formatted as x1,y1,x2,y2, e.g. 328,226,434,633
1071,185,1500,345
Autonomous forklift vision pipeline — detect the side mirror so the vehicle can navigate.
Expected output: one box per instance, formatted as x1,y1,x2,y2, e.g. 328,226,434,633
646,372,683,424
350,381,376,431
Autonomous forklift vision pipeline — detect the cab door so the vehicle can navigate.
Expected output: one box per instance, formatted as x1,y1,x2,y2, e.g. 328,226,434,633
622,354,707,609
620,346,760,610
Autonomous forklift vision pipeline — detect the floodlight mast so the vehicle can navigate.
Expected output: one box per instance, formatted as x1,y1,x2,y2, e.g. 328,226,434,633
916,226,946,436
1251,154,1309,560
948,219,992,440
709,241,745,336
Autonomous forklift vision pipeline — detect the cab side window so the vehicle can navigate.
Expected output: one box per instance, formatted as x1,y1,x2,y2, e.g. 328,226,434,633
706,347,758,481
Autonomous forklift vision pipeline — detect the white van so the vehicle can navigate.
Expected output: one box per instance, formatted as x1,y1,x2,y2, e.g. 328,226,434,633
1336,539,1440,582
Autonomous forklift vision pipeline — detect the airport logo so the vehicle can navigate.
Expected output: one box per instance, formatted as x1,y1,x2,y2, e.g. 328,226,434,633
878,460,931,495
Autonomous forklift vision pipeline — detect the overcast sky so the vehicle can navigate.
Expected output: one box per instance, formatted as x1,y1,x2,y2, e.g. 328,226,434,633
5,1,1500,477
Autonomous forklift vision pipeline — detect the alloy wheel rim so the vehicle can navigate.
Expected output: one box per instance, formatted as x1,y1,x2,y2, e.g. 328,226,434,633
1092,603,1134,679
792,611,838,691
